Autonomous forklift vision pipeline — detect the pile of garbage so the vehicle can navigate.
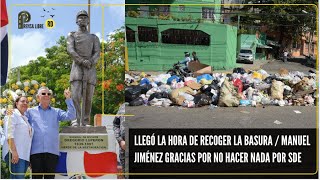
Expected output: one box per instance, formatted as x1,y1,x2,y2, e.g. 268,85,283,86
125,68,317,108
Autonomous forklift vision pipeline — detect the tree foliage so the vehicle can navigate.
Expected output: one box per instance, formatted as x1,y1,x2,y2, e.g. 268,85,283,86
1,28,125,120
94,28,125,114
236,0,317,43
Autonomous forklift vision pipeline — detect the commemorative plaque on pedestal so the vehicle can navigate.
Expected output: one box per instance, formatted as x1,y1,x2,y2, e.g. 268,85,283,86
56,122,118,179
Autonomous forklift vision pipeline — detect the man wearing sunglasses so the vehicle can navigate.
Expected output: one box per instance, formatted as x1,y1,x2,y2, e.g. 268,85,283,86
25,86,76,179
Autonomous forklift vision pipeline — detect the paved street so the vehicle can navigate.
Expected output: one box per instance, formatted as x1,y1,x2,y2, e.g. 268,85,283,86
126,58,317,129
235,58,316,74
126,106,316,129
261,59,316,74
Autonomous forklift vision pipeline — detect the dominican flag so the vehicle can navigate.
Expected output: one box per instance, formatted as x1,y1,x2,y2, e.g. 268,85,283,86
1,0,9,86
56,151,118,178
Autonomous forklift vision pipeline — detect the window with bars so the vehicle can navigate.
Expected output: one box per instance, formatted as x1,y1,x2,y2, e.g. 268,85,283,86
126,27,135,42
161,29,210,46
202,7,215,19
138,26,158,42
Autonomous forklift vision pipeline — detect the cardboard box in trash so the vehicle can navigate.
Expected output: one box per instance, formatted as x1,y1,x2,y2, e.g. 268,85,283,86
188,61,213,76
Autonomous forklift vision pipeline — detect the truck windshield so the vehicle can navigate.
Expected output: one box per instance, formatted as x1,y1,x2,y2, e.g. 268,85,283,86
240,50,252,54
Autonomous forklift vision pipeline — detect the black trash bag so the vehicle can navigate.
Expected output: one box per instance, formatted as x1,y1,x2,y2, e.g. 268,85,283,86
309,69,316,74
242,83,254,91
233,67,246,74
211,92,220,105
209,81,220,105
161,92,170,99
283,89,292,96
156,82,163,87
148,93,163,101
226,74,233,81
210,81,220,90
200,81,220,97
129,97,144,106
204,91,213,97
200,84,210,92
148,91,170,101
263,75,278,84
211,89,220,105
200,85,213,96
125,85,142,102
194,94,212,107
140,84,153,94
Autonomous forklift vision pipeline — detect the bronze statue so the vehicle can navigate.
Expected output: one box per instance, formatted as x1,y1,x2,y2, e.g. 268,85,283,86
67,10,100,126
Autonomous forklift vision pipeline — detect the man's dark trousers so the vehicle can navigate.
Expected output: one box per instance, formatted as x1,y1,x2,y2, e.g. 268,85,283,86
30,153,59,179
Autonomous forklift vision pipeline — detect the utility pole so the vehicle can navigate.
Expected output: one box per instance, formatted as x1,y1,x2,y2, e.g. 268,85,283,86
88,0,90,33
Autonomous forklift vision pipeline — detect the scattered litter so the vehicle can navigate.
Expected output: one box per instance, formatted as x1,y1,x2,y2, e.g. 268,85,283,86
251,101,257,107
240,111,250,114
240,99,251,106
274,120,283,125
293,110,302,114
208,104,217,110
278,100,285,107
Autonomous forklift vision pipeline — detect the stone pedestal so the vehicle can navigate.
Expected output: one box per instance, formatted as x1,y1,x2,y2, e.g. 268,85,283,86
56,122,118,179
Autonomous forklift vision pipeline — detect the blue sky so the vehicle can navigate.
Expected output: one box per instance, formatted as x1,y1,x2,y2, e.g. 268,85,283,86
6,0,124,68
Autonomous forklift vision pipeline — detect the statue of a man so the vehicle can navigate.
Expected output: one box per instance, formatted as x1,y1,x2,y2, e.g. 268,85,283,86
67,10,100,126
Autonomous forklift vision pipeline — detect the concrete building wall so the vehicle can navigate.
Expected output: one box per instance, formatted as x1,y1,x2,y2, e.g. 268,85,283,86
126,17,238,71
